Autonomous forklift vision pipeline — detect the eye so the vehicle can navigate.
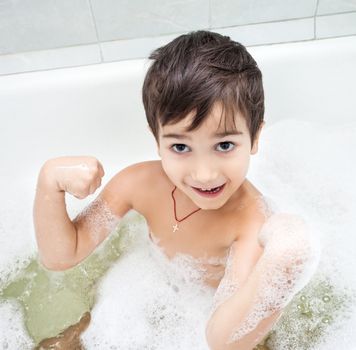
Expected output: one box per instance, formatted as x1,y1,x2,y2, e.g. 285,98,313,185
216,141,235,152
171,144,190,153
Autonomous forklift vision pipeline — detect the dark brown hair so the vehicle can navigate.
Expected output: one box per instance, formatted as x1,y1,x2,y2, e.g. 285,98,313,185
142,30,264,148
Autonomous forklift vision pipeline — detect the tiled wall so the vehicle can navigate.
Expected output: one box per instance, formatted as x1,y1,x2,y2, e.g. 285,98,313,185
0,0,356,75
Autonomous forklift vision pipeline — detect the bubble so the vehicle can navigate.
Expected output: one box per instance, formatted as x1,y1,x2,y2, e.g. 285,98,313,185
322,295,331,303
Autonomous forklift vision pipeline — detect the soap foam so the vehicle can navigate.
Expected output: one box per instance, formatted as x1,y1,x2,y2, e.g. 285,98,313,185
81,222,215,349
0,300,34,349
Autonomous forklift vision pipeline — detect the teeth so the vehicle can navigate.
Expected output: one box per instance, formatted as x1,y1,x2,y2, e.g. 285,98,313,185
193,184,224,193
199,186,221,192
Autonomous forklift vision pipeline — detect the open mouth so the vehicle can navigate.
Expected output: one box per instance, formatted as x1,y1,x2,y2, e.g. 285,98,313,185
191,184,226,197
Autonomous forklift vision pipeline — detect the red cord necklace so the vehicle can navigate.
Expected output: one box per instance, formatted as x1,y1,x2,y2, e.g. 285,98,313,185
171,186,201,232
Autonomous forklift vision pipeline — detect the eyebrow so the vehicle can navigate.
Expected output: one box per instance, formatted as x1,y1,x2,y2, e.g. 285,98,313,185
162,130,243,140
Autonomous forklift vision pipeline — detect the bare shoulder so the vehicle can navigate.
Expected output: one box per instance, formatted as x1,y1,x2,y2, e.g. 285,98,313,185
257,212,320,249
221,202,268,287
234,197,269,241
98,160,163,216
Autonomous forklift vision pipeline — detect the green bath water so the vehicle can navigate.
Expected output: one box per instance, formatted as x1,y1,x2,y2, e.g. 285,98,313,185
266,274,355,349
0,210,146,346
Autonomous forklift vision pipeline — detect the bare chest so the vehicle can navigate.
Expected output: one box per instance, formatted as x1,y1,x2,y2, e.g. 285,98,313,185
138,194,246,289
146,227,235,289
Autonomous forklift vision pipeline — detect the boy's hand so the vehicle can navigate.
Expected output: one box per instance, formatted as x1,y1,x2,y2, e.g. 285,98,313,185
41,156,105,199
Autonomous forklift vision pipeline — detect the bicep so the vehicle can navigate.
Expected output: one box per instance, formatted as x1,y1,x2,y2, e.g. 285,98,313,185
72,164,138,264
209,237,263,319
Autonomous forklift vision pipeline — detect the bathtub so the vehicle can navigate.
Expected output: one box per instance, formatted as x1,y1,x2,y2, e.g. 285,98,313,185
0,35,356,349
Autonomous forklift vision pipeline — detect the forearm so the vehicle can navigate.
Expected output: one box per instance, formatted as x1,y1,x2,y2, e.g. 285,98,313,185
205,265,281,350
33,165,77,270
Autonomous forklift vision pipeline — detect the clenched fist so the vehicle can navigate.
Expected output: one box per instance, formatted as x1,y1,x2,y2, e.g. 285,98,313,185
39,156,105,199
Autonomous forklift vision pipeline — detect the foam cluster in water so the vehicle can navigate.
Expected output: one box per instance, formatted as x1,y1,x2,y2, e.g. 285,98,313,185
0,300,34,349
81,220,215,349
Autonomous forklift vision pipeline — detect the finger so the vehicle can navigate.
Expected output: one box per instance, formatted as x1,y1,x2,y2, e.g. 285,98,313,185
98,163,105,178
90,178,101,194
78,183,92,197
73,192,86,199
88,181,99,195
96,177,102,189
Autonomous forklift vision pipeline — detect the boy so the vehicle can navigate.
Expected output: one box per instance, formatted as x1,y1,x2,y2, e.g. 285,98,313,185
34,30,319,349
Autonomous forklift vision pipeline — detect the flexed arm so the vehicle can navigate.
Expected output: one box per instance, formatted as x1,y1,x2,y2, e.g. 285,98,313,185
33,156,135,271
205,213,321,350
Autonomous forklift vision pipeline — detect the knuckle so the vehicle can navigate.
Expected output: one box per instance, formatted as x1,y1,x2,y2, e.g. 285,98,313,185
77,181,90,193
83,171,95,183
88,156,99,165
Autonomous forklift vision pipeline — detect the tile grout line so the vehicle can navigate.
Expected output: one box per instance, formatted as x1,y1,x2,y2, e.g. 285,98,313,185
65,16,317,48
1,33,355,78
316,9,356,18
2,12,356,76
87,0,104,63
314,0,320,39
247,34,356,48
2,12,356,57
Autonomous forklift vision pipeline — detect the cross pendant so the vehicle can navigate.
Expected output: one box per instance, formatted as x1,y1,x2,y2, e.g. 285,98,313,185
172,222,179,232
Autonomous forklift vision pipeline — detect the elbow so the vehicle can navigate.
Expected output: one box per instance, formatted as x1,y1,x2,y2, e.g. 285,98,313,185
206,331,258,350
205,330,222,350
205,319,235,350
205,317,221,350
38,253,78,272
205,312,268,350
39,259,75,272
37,229,80,272
206,333,247,350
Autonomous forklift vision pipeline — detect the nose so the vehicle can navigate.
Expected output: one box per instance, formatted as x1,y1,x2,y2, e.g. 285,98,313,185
191,159,219,186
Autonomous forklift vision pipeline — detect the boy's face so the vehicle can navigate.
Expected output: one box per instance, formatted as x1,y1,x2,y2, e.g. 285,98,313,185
155,102,264,211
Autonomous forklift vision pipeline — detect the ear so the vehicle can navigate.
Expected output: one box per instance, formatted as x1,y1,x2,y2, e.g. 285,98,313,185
251,121,265,155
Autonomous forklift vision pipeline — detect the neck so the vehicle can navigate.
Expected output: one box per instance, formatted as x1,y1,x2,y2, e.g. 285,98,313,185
173,185,201,212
